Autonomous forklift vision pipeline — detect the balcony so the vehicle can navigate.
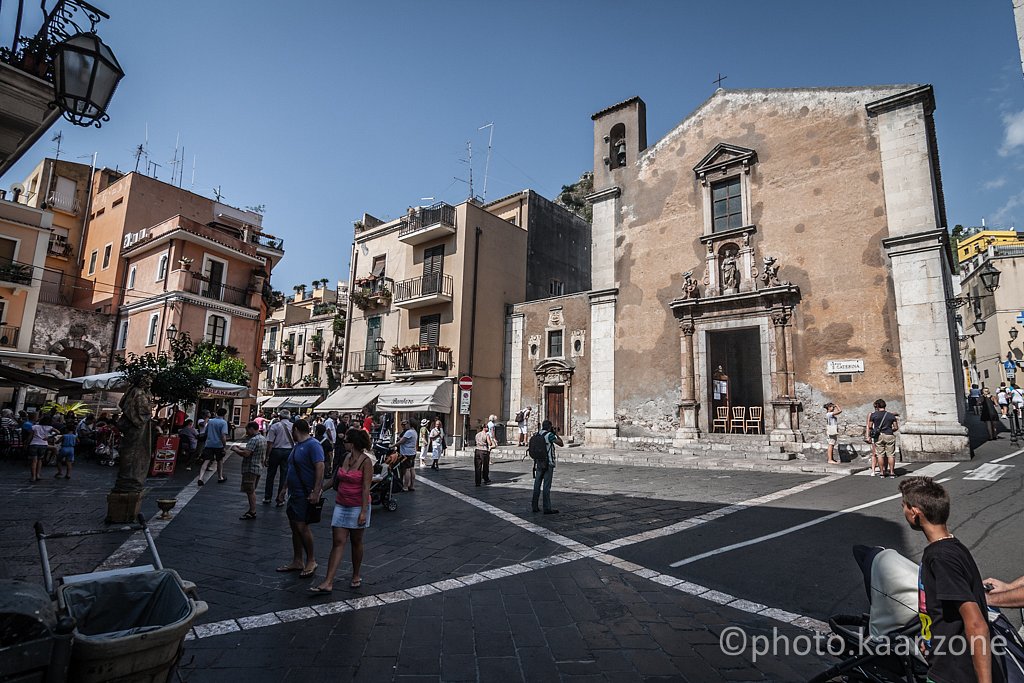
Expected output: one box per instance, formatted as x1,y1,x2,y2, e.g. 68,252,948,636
390,345,451,379
261,348,277,363
306,339,324,358
249,232,284,253
47,236,73,258
351,277,391,311
280,344,296,360
187,273,253,308
46,190,79,214
398,202,457,245
394,273,453,309
349,351,385,381
0,260,34,286
0,325,20,348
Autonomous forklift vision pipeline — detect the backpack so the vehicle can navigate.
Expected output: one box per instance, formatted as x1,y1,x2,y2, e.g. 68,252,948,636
528,432,549,462
514,411,524,423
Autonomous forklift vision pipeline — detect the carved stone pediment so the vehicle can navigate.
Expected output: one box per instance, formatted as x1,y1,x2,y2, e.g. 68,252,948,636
534,357,575,386
693,143,758,184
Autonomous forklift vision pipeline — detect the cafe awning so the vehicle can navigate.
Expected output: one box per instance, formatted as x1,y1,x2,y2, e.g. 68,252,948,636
375,379,452,413
0,364,82,396
262,394,321,411
68,372,248,397
315,383,385,413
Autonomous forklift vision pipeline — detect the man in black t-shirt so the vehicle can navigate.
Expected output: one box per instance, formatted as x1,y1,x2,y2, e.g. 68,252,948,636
899,477,1004,683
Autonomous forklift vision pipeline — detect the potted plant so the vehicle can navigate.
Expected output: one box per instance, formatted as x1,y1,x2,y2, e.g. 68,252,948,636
310,334,323,350
179,257,194,271
390,345,403,357
351,289,371,310
375,286,392,307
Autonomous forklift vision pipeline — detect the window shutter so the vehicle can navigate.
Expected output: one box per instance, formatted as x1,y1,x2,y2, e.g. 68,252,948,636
419,314,440,346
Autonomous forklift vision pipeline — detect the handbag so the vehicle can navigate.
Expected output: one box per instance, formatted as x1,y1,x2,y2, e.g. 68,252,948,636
869,412,891,442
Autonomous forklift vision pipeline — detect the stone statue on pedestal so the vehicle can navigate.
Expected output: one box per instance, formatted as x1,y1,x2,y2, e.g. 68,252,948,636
113,375,154,493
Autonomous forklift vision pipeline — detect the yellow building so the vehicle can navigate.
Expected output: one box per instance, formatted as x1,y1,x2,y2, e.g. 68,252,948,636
957,228,1020,263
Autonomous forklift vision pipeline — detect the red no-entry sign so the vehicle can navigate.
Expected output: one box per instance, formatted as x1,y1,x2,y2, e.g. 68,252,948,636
458,376,473,391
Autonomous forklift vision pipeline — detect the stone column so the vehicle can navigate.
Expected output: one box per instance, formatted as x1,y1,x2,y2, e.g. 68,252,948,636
507,312,524,418
675,318,701,441
768,308,800,444
585,186,621,447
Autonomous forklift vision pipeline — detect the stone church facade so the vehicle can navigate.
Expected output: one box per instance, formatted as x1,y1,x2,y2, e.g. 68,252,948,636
507,85,968,461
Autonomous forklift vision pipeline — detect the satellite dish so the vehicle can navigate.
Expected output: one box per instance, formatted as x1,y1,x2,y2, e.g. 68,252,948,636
9,182,26,195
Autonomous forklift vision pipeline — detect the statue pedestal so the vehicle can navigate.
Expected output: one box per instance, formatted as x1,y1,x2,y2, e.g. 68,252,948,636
106,491,143,524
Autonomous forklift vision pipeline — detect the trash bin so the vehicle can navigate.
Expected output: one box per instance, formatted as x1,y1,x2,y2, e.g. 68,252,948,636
0,579,73,683
493,423,507,446
58,569,206,683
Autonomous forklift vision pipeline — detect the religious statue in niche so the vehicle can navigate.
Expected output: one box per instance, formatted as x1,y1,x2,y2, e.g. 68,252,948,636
681,270,700,299
720,246,740,294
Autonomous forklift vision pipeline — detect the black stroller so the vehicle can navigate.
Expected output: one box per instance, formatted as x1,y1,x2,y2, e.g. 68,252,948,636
810,545,1024,682
370,460,399,511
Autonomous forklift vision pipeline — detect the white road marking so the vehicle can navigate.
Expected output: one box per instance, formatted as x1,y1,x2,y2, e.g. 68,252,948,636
669,477,952,567
962,463,1015,481
912,462,960,478
991,447,1024,463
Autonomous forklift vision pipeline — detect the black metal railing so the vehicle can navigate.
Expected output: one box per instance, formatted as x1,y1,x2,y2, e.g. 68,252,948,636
1,0,110,82
187,273,251,307
349,350,384,374
46,237,73,257
0,325,20,347
0,260,33,285
306,339,324,357
390,345,451,374
249,233,284,251
394,273,453,303
398,202,456,237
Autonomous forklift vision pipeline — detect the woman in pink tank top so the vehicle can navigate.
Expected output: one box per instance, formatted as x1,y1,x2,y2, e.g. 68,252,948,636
311,427,373,594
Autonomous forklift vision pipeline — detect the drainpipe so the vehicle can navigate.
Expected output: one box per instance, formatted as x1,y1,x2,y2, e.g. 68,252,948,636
107,254,131,372
77,153,98,270
340,241,358,383
464,226,482,448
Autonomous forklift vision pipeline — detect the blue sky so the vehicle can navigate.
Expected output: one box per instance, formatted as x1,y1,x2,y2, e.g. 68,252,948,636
4,1,1024,288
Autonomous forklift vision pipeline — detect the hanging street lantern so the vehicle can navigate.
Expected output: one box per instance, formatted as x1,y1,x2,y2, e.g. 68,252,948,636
978,261,1002,294
52,31,124,127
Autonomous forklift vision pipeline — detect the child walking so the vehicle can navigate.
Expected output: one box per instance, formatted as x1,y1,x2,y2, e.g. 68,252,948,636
55,425,77,479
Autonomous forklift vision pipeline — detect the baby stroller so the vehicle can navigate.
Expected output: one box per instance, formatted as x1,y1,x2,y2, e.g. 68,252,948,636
810,545,1024,683
94,427,120,467
370,461,399,511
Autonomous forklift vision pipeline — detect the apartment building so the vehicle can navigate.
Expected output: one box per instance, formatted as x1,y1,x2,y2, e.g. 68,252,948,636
76,172,284,420
0,198,75,410
259,281,347,413
322,192,589,445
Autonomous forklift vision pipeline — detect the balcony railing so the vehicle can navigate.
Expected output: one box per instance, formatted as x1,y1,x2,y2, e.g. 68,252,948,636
280,344,295,359
0,260,34,285
398,202,457,245
46,190,79,214
0,0,110,82
249,233,284,251
0,325,20,347
390,345,451,376
47,237,73,257
349,350,384,376
187,273,252,307
306,340,324,357
394,273,453,304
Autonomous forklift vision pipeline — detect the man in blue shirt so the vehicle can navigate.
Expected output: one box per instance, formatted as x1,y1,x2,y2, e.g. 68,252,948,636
278,419,324,578
197,408,230,485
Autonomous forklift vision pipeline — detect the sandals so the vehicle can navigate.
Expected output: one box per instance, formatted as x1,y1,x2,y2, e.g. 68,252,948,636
276,565,303,573
349,579,362,589
308,586,333,595
217,478,227,484
299,564,318,578
239,511,257,520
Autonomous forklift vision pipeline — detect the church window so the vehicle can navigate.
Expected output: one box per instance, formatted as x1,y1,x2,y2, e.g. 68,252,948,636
712,177,743,232
547,330,563,358
549,279,564,296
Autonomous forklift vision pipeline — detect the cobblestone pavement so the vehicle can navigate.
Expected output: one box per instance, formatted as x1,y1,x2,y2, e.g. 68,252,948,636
19,446,1018,681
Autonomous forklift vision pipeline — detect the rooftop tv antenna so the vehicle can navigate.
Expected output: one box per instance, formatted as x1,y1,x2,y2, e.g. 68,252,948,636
212,185,223,202
478,122,493,202
454,141,475,201
168,133,184,188
52,131,63,161
190,154,197,190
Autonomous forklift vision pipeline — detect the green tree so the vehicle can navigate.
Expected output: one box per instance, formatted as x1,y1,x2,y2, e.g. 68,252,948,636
188,342,250,386
117,333,208,409
555,171,594,223
949,224,967,264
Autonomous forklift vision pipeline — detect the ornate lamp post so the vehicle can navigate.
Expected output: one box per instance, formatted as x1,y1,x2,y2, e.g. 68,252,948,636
946,261,1002,310
165,323,178,341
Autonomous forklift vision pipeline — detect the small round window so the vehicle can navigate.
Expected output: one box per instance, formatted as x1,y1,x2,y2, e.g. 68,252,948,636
573,339,582,353
530,344,538,356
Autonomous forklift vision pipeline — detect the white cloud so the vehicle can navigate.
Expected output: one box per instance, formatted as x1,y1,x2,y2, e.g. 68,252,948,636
999,109,1024,156
991,189,1024,225
983,177,1008,191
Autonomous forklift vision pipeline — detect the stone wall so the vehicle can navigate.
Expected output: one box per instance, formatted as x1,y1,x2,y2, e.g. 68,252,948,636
524,191,592,301
30,303,115,376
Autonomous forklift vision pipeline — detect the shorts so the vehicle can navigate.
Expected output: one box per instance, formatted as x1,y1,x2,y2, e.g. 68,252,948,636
826,436,838,446
241,472,260,493
332,504,370,529
28,445,47,460
398,455,414,470
202,447,225,461
518,424,527,435
286,495,310,523
59,447,75,463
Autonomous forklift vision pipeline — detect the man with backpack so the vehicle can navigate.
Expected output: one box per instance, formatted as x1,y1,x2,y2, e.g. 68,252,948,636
515,406,532,447
528,420,563,514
